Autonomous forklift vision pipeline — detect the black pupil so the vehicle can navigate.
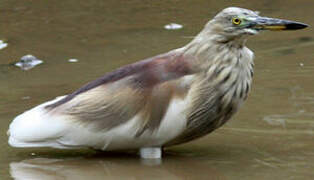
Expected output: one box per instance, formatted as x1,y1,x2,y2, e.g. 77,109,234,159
235,19,239,23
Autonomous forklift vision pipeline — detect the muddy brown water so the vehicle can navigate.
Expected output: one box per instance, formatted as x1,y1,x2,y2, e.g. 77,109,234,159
1,0,314,179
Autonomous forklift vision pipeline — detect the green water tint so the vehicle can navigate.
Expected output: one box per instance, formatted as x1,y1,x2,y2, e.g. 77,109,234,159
1,0,314,179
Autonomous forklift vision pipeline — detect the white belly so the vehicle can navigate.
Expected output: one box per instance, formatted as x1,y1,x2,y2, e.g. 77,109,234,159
103,97,190,150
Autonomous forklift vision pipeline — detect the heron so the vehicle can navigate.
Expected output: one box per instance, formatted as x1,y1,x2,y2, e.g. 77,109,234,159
8,7,308,159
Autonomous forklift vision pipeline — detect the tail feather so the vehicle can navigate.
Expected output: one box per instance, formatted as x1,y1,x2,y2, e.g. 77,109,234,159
8,96,70,148
8,96,111,150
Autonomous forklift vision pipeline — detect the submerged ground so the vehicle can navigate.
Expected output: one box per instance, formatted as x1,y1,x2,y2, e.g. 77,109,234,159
1,0,314,179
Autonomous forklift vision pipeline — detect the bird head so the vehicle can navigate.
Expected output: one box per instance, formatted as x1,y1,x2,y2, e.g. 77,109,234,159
208,7,308,39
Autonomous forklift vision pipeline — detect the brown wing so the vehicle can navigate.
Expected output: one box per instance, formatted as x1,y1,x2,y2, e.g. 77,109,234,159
46,50,193,134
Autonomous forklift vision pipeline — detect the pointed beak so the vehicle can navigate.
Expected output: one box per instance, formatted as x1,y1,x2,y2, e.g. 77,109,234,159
251,17,309,31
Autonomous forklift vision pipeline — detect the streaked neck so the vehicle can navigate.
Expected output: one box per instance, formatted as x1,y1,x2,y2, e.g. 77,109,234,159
182,26,248,72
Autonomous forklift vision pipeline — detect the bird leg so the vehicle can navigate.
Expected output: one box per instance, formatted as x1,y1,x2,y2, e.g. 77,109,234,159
139,147,162,159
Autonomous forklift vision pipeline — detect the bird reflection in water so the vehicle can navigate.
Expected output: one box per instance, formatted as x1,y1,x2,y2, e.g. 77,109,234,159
10,156,225,180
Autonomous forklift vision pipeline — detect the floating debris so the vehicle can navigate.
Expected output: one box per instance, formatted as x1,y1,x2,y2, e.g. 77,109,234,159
15,55,43,70
21,96,31,100
0,40,8,50
300,63,304,67
68,58,78,63
298,109,305,113
263,115,286,128
31,153,36,156
164,23,183,30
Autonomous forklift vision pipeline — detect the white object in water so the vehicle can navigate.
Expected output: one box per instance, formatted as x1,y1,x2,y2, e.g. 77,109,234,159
0,40,8,50
15,55,43,70
164,23,183,30
68,59,78,63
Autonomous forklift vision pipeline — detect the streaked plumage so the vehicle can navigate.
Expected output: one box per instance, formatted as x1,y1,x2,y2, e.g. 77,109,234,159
7,7,307,158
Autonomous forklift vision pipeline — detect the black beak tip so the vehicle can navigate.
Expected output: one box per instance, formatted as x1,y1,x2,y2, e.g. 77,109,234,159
286,22,309,30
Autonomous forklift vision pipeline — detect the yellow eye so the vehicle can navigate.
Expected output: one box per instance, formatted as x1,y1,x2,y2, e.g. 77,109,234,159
232,18,242,25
